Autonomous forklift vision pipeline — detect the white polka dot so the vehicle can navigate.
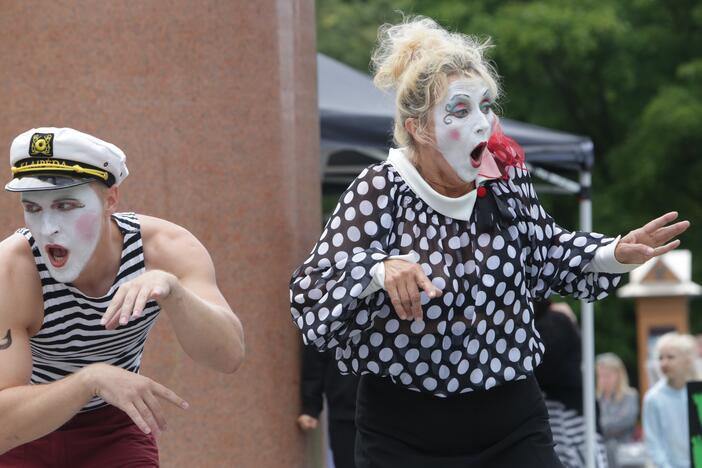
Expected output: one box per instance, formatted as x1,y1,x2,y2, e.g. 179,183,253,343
389,363,403,375
508,348,520,362
415,362,429,376
394,334,409,348
423,377,437,391
370,332,383,347
447,378,459,392
503,290,515,306
380,213,392,229
482,274,495,287
448,236,460,249
487,256,500,270
351,266,366,280
356,181,369,195
364,221,378,236
502,263,514,277
470,368,483,384
493,309,505,325
332,287,347,300
429,252,442,265
379,348,393,362
515,328,527,343
504,367,516,381
344,206,356,221
372,176,386,190
401,233,413,247
421,334,435,348
385,319,400,333
477,320,487,335
485,377,497,390
343,191,354,204
467,339,480,354
426,305,442,320
479,349,489,364
410,320,425,334
332,233,343,247
458,360,470,375
308,289,322,300
451,321,466,335
492,235,505,250
524,356,533,371
496,338,507,354
358,345,369,359
475,291,487,306
367,361,380,373
478,233,491,247
405,349,419,362
378,195,389,209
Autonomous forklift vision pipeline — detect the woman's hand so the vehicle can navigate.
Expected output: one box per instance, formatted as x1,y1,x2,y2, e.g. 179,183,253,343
384,259,442,321
297,414,319,431
615,211,690,264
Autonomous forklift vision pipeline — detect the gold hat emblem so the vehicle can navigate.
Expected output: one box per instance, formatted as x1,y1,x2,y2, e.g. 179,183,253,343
29,133,53,157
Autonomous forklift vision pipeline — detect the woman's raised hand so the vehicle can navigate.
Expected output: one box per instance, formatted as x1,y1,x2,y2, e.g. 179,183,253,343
615,211,690,265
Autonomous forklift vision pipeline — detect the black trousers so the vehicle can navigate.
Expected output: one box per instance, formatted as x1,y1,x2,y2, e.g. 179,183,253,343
329,418,357,468
354,375,564,468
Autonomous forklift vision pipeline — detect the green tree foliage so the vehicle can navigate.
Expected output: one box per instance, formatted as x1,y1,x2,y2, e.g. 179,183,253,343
317,0,702,386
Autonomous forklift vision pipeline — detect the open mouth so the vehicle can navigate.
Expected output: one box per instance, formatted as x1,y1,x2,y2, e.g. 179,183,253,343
470,142,487,168
45,244,69,268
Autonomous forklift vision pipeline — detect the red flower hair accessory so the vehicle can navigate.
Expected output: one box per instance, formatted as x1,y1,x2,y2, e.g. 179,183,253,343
487,119,526,180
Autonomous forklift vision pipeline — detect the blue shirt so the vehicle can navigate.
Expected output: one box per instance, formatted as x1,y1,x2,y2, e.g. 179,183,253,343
643,379,690,468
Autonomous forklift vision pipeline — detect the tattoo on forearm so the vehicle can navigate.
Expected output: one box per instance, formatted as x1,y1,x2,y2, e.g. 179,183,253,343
0,330,11,350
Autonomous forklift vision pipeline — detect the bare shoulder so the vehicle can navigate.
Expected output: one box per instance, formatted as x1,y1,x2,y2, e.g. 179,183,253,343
0,233,43,329
137,214,214,276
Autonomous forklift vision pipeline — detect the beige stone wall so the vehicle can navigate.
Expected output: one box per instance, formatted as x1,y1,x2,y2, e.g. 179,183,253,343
0,2,320,466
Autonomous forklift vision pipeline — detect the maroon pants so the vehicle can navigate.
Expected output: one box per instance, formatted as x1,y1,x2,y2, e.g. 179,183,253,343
0,405,159,468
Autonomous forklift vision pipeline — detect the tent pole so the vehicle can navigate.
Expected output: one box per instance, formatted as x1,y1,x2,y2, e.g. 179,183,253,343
579,169,596,468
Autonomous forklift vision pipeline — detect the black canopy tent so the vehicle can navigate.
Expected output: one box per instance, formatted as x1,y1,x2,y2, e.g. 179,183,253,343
317,52,600,467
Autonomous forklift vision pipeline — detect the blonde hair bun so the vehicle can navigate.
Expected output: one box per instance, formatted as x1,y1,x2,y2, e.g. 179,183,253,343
370,16,500,148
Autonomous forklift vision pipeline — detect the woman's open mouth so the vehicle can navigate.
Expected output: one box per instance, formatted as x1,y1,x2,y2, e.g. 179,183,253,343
470,142,487,168
46,244,69,268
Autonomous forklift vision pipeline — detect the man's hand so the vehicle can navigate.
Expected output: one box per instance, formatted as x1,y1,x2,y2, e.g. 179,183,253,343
297,414,319,432
101,270,177,329
615,211,690,265
384,259,442,321
81,364,188,437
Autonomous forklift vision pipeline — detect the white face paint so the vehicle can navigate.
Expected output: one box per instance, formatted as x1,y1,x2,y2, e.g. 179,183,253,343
21,184,104,283
432,77,495,183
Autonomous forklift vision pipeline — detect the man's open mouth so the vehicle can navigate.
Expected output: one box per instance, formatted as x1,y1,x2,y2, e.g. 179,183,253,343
470,142,487,168
46,244,69,268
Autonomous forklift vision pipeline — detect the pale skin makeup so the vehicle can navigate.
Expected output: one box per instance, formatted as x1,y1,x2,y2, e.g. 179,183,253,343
21,185,103,284
432,77,495,183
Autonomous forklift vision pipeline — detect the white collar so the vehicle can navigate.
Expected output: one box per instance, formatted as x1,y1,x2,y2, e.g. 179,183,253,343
386,148,498,221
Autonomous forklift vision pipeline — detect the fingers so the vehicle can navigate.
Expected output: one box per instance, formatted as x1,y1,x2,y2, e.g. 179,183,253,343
652,239,681,258
134,398,161,437
132,287,151,320
118,288,140,327
642,211,679,233
414,269,442,299
144,391,167,432
405,281,421,321
124,403,152,435
151,381,189,410
102,286,128,329
652,221,690,245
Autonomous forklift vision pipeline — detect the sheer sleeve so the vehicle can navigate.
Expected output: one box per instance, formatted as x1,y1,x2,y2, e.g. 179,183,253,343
290,164,396,351
508,168,623,301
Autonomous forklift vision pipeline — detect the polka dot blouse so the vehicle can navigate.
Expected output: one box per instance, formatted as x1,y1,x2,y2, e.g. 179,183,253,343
290,149,622,397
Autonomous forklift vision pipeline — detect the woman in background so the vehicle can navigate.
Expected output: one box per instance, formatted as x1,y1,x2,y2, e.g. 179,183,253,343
597,353,639,467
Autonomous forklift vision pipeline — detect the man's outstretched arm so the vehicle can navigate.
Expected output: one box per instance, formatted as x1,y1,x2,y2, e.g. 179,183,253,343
102,216,245,374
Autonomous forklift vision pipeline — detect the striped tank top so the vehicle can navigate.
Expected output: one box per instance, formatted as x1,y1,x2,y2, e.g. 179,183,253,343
20,212,161,412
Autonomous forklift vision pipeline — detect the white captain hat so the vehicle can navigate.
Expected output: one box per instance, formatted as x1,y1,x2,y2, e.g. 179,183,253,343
6,127,129,192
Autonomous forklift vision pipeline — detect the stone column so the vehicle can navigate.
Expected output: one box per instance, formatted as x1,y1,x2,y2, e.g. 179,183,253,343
0,1,320,466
